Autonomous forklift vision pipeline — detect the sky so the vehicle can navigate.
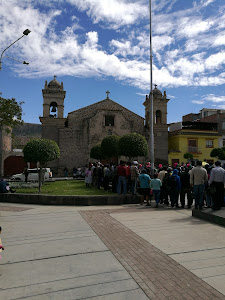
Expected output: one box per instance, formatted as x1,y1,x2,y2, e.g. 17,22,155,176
1,0,225,124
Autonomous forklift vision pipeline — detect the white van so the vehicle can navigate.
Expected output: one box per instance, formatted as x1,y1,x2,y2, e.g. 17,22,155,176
11,168,53,181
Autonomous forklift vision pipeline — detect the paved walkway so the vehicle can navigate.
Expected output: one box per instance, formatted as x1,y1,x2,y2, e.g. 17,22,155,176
0,203,225,299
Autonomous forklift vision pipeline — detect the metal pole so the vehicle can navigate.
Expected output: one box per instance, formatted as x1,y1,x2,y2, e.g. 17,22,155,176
149,0,154,176
0,29,31,71
4,55,29,65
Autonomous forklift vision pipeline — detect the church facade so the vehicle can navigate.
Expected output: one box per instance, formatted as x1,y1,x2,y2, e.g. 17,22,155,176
40,77,169,175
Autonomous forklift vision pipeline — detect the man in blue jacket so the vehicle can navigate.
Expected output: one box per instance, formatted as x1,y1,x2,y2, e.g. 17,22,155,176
168,169,181,208
0,179,15,193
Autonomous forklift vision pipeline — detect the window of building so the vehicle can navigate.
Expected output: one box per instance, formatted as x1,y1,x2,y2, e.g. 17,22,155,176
222,121,225,129
188,139,198,153
105,115,114,126
206,140,213,148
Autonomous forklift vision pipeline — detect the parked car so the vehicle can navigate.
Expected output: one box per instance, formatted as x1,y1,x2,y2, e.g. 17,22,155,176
73,167,85,178
11,168,53,181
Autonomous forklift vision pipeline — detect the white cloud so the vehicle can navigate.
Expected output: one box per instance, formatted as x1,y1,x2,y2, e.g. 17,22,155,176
178,20,213,38
202,94,225,103
1,0,225,92
200,0,215,7
109,40,146,58
212,104,225,109
192,100,205,104
205,52,225,70
213,32,225,46
68,0,148,28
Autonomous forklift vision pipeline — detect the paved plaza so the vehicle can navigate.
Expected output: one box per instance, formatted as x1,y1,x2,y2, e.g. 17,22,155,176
0,202,225,299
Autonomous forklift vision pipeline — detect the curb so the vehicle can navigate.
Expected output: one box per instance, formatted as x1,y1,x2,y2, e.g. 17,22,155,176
192,207,225,227
0,193,140,206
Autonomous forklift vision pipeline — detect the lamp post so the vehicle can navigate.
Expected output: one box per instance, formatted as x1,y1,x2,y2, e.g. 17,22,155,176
0,29,31,71
149,0,154,176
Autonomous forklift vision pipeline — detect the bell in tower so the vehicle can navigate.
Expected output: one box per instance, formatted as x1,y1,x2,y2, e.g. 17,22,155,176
51,102,57,113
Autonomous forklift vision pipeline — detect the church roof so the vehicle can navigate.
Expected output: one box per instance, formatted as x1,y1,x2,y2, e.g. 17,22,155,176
153,85,162,96
68,98,144,120
48,76,61,88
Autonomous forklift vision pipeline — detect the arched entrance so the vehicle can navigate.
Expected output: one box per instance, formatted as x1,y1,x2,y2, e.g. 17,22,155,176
4,156,36,176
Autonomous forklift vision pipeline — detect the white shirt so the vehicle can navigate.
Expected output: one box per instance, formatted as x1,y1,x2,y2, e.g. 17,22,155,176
209,166,225,185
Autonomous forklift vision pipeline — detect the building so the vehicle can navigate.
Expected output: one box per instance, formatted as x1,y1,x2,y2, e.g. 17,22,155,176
183,109,225,148
39,77,170,175
168,121,221,166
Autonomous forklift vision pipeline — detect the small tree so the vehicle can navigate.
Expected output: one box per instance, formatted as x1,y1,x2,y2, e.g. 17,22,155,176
101,135,120,159
183,152,193,161
23,139,60,192
118,133,148,160
90,144,102,160
0,97,23,130
210,148,225,160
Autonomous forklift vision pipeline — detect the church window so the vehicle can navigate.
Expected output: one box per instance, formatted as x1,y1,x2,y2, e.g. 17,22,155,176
155,110,162,124
105,115,114,126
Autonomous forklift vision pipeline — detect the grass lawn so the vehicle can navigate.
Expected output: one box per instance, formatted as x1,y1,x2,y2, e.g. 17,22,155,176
15,180,115,196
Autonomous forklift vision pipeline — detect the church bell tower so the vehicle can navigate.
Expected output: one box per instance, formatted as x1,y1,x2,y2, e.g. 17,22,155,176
39,76,66,144
143,85,170,164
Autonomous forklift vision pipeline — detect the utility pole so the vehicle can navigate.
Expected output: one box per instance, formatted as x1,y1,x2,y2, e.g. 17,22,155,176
149,0,154,176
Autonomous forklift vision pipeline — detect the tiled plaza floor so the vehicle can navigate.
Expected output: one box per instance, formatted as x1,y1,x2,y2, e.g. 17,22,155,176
81,208,225,300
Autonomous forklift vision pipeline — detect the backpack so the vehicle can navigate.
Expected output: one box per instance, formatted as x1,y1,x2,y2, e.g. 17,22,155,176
162,173,170,188
168,175,177,190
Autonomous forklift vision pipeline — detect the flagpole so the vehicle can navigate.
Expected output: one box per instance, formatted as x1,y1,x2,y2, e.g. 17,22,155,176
149,0,154,176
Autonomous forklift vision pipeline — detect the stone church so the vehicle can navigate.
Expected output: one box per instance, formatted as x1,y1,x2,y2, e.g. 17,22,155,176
40,76,169,175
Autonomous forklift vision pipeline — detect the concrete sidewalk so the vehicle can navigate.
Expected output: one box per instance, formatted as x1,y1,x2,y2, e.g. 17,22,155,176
0,203,225,299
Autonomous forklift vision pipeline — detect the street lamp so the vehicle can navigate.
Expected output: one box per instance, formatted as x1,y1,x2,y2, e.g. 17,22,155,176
0,29,31,71
149,0,154,176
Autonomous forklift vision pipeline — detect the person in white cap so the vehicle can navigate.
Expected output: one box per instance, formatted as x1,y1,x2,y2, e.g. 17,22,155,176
131,161,139,195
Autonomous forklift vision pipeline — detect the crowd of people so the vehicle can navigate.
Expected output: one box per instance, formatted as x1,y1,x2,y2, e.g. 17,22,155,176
84,160,225,210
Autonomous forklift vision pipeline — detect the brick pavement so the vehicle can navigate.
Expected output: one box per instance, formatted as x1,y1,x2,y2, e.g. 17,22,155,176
0,205,33,212
80,208,225,300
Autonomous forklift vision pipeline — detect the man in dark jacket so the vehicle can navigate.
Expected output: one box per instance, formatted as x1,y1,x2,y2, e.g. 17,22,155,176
180,167,193,208
208,161,225,210
168,169,181,208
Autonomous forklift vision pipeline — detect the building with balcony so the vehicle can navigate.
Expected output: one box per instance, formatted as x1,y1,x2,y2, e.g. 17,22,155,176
183,109,225,148
168,121,221,167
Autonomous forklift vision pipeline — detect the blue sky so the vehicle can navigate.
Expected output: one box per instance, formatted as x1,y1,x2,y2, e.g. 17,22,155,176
1,0,225,124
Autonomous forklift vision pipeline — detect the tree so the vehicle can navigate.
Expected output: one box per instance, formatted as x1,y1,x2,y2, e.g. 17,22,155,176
23,139,60,192
101,135,120,159
118,133,148,160
183,152,193,160
210,148,225,160
90,144,102,160
0,97,23,130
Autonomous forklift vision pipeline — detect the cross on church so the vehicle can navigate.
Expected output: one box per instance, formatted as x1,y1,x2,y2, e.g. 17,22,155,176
106,90,110,99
